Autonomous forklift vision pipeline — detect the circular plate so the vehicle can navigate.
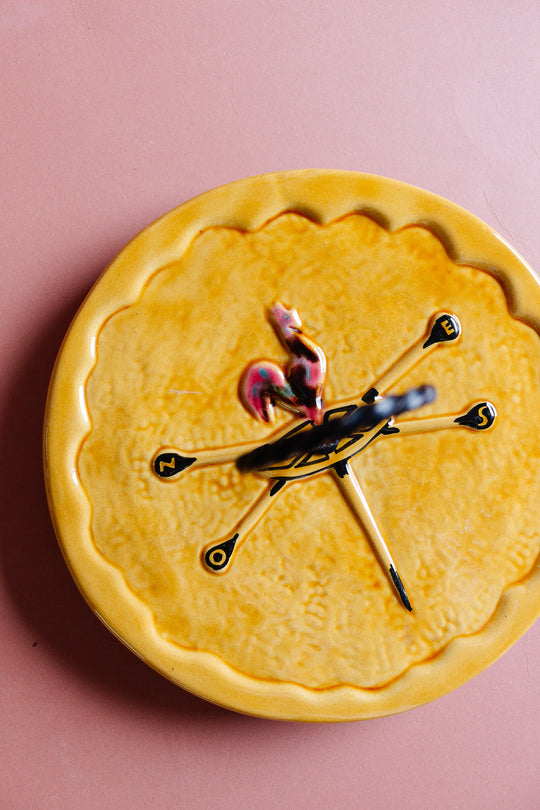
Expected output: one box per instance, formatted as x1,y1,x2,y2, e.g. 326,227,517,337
44,170,540,721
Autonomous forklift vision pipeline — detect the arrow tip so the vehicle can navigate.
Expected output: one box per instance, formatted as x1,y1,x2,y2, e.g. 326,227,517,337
389,565,413,612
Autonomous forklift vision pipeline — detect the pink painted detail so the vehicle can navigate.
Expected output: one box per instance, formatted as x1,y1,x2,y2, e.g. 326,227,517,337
270,303,326,424
239,361,296,422
240,304,327,424
269,302,303,334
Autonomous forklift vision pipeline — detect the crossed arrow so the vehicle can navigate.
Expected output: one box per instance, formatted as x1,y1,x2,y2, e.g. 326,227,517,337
152,312,496,611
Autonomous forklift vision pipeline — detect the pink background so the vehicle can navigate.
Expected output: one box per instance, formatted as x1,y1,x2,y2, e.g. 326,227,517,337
2,1,539,807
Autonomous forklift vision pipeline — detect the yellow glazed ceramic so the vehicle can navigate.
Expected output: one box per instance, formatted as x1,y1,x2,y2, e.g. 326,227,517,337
44,171,540,721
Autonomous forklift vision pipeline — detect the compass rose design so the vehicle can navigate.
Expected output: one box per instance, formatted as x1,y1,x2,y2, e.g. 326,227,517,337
152,305,496,611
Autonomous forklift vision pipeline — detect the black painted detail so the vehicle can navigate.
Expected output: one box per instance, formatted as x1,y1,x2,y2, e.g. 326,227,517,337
362,388,379,404
245,444,304,477
269,478,287,496
389,565,412,612
287,333,319,364
323,404,357,423
345,422,392,461
287,364,317,409
381,424,400,435
296,449,333,468
454,401,496,430
423,313,461,348
153,452,197,478
204,534,239,572
334,434,365,454
333,460,349,478
237,387,435,474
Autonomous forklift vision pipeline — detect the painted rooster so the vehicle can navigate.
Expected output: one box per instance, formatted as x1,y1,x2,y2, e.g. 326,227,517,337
240,303,326,424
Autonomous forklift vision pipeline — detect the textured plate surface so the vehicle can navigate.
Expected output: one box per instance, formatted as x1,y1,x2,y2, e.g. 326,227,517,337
44,170,540,721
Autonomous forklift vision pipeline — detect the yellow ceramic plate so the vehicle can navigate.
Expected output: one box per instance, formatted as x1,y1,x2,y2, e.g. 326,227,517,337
44,170,540,721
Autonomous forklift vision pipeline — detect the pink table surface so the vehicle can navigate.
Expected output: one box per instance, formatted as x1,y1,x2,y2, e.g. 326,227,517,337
2,2,539,808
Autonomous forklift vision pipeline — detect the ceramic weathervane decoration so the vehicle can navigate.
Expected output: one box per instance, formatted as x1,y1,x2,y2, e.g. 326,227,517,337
45,170,540,720
152,302,496,612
